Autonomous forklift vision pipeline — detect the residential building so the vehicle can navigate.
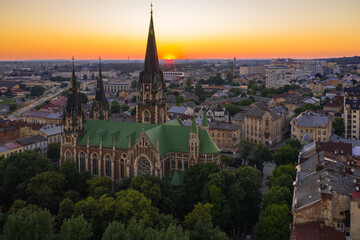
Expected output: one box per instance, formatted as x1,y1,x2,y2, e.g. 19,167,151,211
239,65,266,75
291,111,332,142
0,142,23,158
344,87,360,139
40,124,63,144
209,121,241,153
265,67,294,88
17,135,48,155
168,106,193,119
104,82,130,93
244,106,287,146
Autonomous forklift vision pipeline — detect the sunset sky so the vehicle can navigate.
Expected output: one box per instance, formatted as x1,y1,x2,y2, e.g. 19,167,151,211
1,0,360,60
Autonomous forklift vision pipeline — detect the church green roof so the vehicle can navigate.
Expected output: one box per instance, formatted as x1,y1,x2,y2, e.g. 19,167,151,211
170,170,182,186
77,120,219,156
201,112,209,127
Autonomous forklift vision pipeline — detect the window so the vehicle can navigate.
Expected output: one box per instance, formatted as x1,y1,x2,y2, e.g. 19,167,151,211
143,110,151,123
138,158,151,175
178,160,182,169
65,151,72,161
105,155,111,177
171,160,175,169
184,161,189,169
310,130,313,133
79,152,85,171
92,153,98,175
120,159,125,179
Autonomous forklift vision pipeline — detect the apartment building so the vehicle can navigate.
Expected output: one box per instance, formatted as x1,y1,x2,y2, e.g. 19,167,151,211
290,111,332,142
209,122,241,153
244,106,287,146
344,87,360,139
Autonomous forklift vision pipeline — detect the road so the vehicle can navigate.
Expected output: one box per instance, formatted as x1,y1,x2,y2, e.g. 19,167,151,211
8,89,63,120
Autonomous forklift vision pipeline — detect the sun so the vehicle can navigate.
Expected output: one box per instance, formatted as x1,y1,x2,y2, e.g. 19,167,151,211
163,54,176,61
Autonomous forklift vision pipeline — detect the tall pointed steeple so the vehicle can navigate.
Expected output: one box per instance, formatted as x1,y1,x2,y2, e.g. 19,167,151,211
63,57,86,133
136,4,167,125
92,57,110,120
95,57,106,103
143,6,160,75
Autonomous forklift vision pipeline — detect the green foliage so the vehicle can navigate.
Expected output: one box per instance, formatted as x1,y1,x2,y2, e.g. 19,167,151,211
207,185,231,230
131,107,136,116
47,142,60,162
58,215,93,240
0,151,50,209
183,202,213,229
35,100,50,110
220,154,234,169
26,171,66,213
4,208,54,240
272,164,296,180
207,73,226,86
285,139,301,151
101,221,126,240
195,83,205,97
333,117,345,137
31,85,45,97
185,79,192,91
256,204,291,240
262,186,292,209
56,198,74,230
273,144,299,166
121,104,129,112
229,88,241,96
294,103,321,115
190,222,228,240
248,144,273,171
238,140,255,161
110,100,121,113
176,95,185,104
87,176,112,198
224,104,241,116
239,99,253,106
131,80,137,89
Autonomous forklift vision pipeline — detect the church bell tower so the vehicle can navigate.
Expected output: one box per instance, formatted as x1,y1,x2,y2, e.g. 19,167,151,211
136,6,167,124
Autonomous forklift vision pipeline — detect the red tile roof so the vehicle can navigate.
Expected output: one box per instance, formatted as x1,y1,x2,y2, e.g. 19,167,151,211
352,191,360,200
4,141,22,150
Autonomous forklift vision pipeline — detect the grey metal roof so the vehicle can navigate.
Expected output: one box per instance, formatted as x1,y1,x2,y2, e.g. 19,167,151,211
245,108,265,118
0,146,8,153
40,124,63,136
232,112,244,121
209,122,240,130
17,135,47,146
168,106,188,114
295,111,329,127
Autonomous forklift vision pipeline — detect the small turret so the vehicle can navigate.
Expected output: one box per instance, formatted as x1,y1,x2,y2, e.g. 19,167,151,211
189,116,199,163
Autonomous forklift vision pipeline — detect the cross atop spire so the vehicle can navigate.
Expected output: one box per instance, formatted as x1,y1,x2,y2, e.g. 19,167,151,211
150,2,153,15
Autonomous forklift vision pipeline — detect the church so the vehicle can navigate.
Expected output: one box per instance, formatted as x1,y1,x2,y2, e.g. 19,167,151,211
60,10,220,182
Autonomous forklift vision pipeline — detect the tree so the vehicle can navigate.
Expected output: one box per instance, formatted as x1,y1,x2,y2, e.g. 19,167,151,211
47,142,60,162
58,215,93,240
0,151,50,209
175,95,185,105
26,171,66,213
80,92,88,104
185,79,192,91
256,204,291,240
121,104,129,112
131,80,137,89
220,154,234,169
110,100,121,113
262,186,292,209
239,99,253,106
333,117,345,136
9,103,17,112
248,144,273,171
238,140,255,162
273,144,299,166
56,198,74,230
102,221,126,240
285,139,301,151
190,222,228,240
4,208,54,240
31,85,45,97
224,104,241,116
87,176,112,198
183,202,213,229
207,185,231,230
195,83,205,97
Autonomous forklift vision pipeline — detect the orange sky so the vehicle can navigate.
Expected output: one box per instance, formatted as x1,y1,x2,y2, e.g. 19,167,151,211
1,0,360,60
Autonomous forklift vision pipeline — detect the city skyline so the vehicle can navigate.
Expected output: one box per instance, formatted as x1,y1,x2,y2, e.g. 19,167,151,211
1,0,360,60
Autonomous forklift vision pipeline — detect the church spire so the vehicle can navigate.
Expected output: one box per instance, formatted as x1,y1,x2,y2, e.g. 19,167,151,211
143,4,160,74
95,57,106,103
69,56,78,92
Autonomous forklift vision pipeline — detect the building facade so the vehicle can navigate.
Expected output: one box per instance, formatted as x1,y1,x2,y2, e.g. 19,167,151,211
60,11,220,181
291,111,332,142
344,87,360,139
